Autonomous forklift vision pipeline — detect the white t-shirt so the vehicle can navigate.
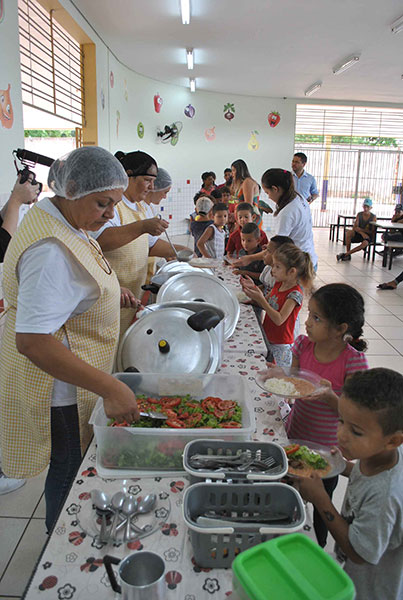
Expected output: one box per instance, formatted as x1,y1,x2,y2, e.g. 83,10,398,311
15,198,99,406
274,196,318,267
92,196,158,248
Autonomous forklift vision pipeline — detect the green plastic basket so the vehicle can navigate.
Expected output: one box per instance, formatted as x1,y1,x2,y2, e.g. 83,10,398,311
232,533,355,600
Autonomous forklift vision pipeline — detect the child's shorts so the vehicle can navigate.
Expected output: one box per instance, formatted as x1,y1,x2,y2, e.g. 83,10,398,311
266,343,292,367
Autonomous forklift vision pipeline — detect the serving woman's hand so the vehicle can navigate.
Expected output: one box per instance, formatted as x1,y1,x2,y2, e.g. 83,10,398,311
103,378,140,424
240,275,265,303
142,216,169,236
120,287,142,309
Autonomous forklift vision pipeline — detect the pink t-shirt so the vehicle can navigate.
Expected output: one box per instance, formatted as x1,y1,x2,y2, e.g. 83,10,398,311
286,335,368,446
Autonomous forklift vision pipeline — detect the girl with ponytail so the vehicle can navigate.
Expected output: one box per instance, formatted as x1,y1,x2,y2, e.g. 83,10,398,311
288,282,369,548
241,243,314,367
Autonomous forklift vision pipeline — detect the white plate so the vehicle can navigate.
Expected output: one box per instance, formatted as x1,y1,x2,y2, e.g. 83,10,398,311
256,366,326,399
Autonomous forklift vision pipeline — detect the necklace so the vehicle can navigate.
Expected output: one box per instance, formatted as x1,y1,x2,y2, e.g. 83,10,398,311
84,232,113,275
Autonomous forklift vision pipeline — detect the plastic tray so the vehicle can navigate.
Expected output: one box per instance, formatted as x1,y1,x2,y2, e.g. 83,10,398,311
183,439,288,482
282,439,346,480
89,373,255,477
182,482,305,568
256,366,326,398
232,533,355,600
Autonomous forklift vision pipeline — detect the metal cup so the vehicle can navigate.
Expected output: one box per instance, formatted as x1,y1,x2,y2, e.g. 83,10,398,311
104,552,166,600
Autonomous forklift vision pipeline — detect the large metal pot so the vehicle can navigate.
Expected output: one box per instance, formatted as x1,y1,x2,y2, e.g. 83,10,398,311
156,271,240,340
142,262,213,302
116,302,224,374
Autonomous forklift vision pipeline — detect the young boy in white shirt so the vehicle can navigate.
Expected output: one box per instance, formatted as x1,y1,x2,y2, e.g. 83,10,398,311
299,368,403,600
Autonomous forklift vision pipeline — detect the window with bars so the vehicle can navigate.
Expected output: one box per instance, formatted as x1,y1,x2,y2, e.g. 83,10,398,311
18,0,83,125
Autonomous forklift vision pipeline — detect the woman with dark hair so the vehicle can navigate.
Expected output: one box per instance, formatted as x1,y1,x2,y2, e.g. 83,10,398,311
200,171,216,195
231,159,262,227
94,150,185,335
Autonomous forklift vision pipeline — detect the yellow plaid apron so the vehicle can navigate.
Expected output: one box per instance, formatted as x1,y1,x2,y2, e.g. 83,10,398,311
105,201,149,336
0,205,120,478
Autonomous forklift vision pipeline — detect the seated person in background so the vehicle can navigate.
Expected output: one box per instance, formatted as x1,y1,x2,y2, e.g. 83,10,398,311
298,368,403,600
226,202,268,257
232,222,265,283
200,171,216,196
197,202,228,259
260,234,295,292
382,203,403,244
190,197,213,257
337,198,376,262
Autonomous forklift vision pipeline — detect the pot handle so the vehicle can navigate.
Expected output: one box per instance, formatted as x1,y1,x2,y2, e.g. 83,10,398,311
187,309,221,332
141,283,159,294
104,555,121,594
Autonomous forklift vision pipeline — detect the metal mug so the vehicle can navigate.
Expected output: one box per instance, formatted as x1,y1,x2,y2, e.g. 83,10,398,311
104,552,166,600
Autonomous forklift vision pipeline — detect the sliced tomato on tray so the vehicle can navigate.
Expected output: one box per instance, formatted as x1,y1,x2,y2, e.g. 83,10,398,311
220,421,242,428
165,418,185,428
284,444,300,456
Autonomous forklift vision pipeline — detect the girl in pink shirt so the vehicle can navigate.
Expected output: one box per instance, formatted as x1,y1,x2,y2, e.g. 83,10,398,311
287,283,368,547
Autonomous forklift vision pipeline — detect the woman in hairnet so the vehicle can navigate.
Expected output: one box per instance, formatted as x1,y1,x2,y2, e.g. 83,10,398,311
0,146,139,531
94,152,187,335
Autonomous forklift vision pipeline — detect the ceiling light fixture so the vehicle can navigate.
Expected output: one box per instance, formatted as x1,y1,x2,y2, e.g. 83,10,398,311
333,55,360,75
189,78,196,92
391,15,403,34
304,81,322,97
181,0,190,24
186,48,194,70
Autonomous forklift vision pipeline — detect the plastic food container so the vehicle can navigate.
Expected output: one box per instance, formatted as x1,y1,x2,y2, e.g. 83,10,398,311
89,373,255,478
182,482,305,568
256,366,326,399
232,533,355,600
183,439,288,483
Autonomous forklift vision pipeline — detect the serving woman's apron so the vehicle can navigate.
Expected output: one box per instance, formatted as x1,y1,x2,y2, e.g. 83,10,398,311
0,206,120,479
105,202,149,337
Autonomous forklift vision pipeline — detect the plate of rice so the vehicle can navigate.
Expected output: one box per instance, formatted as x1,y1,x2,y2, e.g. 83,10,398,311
255,366,326,399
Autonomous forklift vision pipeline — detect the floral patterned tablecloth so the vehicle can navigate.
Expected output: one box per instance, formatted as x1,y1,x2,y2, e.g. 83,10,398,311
23,267,314,600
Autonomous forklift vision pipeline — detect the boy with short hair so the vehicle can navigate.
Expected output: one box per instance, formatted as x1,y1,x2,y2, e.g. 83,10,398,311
299,368,403,600
232,222,264,282
260,234,294,291
190,197,213,257
226,202,268,257
197,202,228,259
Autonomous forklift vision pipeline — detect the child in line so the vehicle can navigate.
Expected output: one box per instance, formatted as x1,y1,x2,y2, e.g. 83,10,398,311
190,191,211,222
232,222,265,283
241,243,313,366
299,368,403,600
226,202,268,257
288,283,369,547
337,198,376,262
190,197,213,257
197,202,228,259
259,234,294,293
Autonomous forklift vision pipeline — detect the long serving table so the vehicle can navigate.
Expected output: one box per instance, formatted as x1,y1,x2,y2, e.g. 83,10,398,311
369,220,403,263
22,266,314,600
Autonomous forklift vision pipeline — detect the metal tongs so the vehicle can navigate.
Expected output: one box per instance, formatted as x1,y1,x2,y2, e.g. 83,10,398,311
139,410,168,421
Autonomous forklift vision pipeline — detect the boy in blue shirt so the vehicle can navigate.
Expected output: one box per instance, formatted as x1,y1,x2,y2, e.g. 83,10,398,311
299,368,403,600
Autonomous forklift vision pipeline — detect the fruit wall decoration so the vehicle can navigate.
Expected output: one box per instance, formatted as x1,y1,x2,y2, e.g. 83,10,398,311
205,126,216,142
268,111,280,127
184,104,195,118
0,84,14,129
248,130,259,151
0,0,4,24
137,122,144,138
109,71,114,88
224,102,235,121
154,93,163,113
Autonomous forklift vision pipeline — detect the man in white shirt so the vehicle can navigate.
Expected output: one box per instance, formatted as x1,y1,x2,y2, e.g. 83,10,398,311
292,153,319,204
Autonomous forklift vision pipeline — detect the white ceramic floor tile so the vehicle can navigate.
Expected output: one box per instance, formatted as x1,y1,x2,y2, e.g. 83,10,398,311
365,315,403,327
387,304,403,315
372,326,403,340
388,339,403,354
367,355,403,373
32,494,46,519
362,325,382,340
0,519,47,597
0,518,28,578
365,339,399,355
0,470,46,518
363,305,391,315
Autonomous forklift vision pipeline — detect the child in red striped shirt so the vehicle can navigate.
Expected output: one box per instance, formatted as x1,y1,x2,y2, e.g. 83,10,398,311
287,283,368,547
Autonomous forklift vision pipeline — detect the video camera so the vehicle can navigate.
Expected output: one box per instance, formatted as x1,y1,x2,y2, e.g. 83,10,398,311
13,148,55,194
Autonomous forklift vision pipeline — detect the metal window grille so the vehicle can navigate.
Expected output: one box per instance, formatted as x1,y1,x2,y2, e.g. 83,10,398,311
18,0,83,125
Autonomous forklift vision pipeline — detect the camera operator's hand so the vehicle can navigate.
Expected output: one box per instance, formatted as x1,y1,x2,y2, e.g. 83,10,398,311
10,173,40,205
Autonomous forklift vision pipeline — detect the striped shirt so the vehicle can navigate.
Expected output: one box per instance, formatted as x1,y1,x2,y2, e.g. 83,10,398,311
286,335,368,446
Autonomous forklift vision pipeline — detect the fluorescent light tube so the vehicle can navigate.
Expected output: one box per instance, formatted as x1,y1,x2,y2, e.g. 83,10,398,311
186,48,194,70
304,82,322,97
189,78,196,92
391,15,403,34
333,55,360,75
181,0,190,24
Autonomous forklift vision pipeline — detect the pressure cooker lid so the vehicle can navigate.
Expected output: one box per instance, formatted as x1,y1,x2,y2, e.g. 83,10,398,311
116,306,221,374
156,272,240,340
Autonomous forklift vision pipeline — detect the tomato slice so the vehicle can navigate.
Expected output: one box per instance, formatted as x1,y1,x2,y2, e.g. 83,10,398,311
147,397,160,404
220,421,242,428
165,419,185,428
185,401,200,409
217,400,236,411
185,413,202,427
111,420,130,427
214,408,226,419
284,444,300,456
160,397,181,408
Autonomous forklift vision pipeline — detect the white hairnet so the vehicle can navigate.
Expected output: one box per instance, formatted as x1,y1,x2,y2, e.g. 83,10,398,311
48,146,128,200
154,168,172,191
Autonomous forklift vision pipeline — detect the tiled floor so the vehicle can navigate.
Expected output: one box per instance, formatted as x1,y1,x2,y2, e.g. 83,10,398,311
1,227,402,598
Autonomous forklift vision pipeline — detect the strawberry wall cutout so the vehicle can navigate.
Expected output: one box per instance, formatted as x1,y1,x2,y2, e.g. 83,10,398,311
268,111,280,127
154,93,163,113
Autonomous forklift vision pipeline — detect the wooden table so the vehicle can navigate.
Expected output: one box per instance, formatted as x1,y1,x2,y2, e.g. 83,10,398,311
369,221,403,262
